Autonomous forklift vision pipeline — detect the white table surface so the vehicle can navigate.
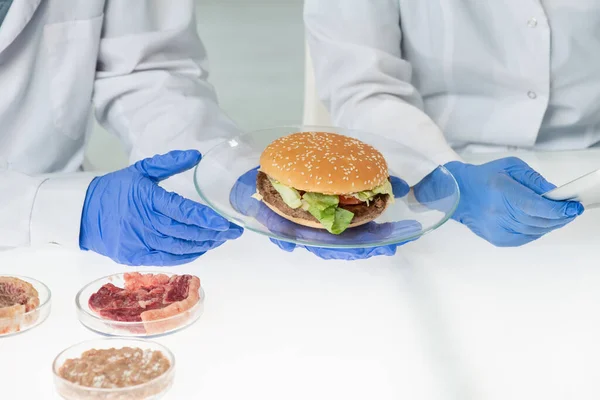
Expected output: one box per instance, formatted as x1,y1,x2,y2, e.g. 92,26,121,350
2,149,600,400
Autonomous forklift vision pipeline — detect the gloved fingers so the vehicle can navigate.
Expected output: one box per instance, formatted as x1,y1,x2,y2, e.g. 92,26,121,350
502,216,574,236
505,161,556,195
389,176,410,198
152,188,234,231
152,212,243,241
147,234,226,255
270,238,296,252
490,233,543,247
304,245,397,260
133,150,201,181
132,251,206,267
505,182,584,219
508,210,576,230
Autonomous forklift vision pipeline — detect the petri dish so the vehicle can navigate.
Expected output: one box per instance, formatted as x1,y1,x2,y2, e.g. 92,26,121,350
53,338,175,400
0,274,51,337
76,272,205,338
194,125,460,248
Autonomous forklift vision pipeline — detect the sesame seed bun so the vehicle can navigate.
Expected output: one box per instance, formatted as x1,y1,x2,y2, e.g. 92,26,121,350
259,131,389,194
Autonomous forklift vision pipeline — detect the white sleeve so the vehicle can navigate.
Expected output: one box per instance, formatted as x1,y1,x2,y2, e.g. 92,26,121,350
304,0,462,165
92,0,240,200
0,170,94,250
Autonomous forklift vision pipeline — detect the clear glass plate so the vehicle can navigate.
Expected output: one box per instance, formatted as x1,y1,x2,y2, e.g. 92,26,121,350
194,125,460,248
53,338,175,400
0,275,51,337
76,272,205,338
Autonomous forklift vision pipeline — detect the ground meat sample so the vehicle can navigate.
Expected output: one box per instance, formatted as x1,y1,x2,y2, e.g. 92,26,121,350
88,273,201,334
58,347,171,389
0,277,40,334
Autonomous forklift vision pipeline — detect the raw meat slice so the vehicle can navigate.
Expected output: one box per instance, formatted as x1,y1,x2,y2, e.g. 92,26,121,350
123,272,170,291
88,273,201,334
140,275,201,334
0,277,40,334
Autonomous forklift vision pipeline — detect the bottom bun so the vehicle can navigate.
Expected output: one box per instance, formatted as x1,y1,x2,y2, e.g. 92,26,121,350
256,171,389,231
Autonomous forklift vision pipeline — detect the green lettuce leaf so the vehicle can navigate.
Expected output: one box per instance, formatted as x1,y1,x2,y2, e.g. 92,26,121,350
352,191,374,203
269,178,302,209
373,180,394,196
331,208,355,234
351,180,395,204
265,182,357,234
302,192,354,234
302,192,339,209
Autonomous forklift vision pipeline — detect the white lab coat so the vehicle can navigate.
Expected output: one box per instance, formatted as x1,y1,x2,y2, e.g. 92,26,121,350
304,0,600,164
0,0,239,249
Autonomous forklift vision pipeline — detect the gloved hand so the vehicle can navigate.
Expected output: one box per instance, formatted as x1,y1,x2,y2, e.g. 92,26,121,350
230,168,421,260
414,157,583,247
80,150,243,266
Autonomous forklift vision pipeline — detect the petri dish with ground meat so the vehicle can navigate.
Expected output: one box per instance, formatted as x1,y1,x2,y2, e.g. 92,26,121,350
76,272,205,337
53,338,175,400
0,275,51,337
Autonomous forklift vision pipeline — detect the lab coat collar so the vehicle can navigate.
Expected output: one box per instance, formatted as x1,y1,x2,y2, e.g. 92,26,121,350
0,0,42,55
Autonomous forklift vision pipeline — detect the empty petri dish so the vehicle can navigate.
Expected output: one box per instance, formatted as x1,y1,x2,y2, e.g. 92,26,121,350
0,274,51,337
76,272,205,338
53,338,175,400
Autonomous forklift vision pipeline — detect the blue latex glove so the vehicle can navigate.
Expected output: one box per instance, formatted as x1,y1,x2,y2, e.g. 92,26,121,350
80,150,243,266
230,168,421,260
414,157,583,247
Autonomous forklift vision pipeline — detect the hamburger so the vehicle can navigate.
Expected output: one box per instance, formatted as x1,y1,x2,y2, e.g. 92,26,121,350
253,131,394,234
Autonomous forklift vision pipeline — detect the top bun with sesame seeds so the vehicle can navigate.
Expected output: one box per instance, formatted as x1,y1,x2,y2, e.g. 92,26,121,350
259,131,389,195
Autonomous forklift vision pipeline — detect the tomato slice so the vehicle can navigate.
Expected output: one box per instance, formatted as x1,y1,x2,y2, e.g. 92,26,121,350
339,195,364,205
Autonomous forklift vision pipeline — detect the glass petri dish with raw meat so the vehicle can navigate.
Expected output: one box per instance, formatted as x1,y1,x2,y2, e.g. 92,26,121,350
76,271,205,337
0,275,51,337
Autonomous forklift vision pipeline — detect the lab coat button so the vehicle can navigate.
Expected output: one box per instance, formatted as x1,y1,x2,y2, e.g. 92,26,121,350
527,91,537,99
528,18,538,28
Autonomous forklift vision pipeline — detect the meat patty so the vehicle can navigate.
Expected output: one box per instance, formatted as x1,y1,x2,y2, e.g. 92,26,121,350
88,273,201,334
256,171,389,226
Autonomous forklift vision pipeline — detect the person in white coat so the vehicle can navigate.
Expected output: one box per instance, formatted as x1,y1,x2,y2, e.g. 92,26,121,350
0,0,247,265
304,0,586,247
